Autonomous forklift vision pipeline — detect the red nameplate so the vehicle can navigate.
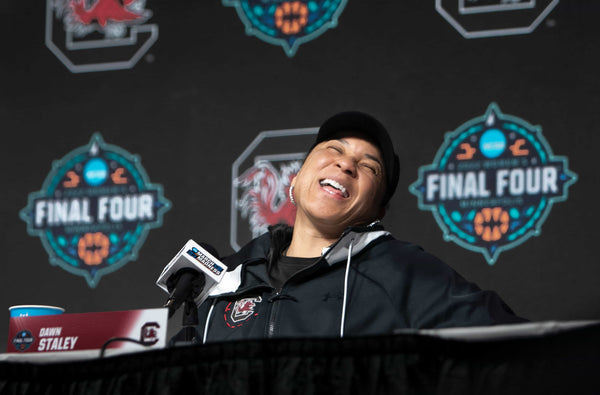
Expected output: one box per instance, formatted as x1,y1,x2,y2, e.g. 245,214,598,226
6,308,168,353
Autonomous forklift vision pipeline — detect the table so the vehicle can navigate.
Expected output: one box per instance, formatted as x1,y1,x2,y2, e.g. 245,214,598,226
1,321,598,394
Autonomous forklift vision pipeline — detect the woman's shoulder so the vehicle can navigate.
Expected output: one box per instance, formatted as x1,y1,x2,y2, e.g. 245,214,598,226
360,236,457,280
222,232,272,270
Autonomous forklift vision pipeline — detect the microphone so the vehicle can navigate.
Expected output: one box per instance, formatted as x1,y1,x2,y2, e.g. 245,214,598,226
156,240,228,318
164,269,205,318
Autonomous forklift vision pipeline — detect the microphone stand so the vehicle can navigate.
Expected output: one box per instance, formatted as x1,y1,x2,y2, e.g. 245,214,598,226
181,296,199,344
165,269,204,346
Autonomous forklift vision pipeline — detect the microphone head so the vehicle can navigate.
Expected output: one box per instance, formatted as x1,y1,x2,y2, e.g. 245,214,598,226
165,269,206,318
166,268,203,294
198,242,219,260
157,239,228,318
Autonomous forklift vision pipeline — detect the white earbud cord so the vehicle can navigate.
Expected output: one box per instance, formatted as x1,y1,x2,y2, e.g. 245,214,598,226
340,239,354,338
203,300,216,344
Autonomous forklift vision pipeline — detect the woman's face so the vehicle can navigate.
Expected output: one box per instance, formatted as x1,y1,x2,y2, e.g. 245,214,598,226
292,132,385,234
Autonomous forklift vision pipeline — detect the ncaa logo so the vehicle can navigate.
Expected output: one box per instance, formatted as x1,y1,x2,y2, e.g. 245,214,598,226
230,128,317,251
223,0,348,57
410,103,577,264
45,0,159,73
20,133,171,287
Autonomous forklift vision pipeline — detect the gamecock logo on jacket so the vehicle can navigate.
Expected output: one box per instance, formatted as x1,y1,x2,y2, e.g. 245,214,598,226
230,128,317,251
224,297,263,327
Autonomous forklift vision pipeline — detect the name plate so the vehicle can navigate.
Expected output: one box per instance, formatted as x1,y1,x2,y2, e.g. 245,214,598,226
6,308,168,354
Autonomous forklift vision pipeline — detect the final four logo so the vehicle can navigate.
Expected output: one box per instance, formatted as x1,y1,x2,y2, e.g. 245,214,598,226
223,0,348,57
20,134,171,287
410,103,577,264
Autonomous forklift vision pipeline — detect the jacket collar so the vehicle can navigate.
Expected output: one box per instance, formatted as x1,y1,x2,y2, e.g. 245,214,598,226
209,221,390,296
322,221,390,265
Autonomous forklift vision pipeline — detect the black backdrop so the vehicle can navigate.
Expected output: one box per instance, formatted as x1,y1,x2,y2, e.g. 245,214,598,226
1,0,599,346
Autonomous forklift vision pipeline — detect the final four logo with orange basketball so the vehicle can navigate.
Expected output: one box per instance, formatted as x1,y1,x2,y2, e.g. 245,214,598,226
223,0,347,57
20,134,171,287
410,103,577,264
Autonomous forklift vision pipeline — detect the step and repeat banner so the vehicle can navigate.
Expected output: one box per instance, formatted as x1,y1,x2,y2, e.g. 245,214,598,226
1,0,598,343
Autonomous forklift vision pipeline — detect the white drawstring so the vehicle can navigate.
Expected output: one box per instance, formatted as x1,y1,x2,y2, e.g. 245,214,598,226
339,239,354,338
203,300,216,344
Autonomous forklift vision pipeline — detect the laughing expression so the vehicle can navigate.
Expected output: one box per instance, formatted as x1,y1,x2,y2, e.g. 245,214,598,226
292,133,385,234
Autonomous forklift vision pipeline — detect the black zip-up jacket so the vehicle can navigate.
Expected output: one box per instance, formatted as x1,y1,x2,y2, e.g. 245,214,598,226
187,223,525,344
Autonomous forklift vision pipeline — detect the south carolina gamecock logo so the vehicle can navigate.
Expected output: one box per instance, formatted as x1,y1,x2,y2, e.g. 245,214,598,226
46,0,158,73
223,0,347,57
20,133,171,287
236,160,300,238
410,103,577,264
224,297,262,327
230,128,317,251
436,0,559,39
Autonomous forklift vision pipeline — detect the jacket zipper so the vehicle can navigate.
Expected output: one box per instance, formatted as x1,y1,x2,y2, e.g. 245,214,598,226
265,257,326,338
267,289,281,338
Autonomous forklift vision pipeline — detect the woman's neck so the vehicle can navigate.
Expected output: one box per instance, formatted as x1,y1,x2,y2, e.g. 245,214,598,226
286,217,341,258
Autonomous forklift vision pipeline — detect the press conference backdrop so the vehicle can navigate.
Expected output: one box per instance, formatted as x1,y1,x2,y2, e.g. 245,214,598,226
1,0,599,346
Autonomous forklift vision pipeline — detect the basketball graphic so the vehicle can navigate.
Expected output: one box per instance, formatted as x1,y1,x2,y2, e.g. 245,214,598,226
275,2,309,35
78,232,110,266
223,0,347,57
474,207,510,242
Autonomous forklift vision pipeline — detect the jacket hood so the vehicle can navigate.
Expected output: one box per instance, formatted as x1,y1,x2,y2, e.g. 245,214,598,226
322,221,390,265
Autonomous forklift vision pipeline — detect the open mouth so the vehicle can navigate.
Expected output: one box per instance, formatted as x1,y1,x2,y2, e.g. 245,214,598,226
320,178,349,198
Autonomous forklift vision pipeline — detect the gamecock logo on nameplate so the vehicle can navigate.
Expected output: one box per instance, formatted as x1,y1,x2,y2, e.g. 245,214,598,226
230,128,317,251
